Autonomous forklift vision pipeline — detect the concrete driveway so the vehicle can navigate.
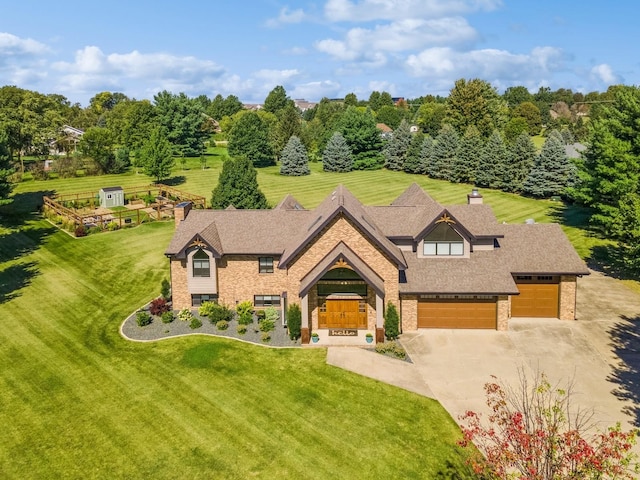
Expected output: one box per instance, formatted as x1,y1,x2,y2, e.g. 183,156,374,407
400,269,640,436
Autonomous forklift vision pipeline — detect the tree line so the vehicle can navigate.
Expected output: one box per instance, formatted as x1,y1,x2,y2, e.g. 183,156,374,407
0,81,638,272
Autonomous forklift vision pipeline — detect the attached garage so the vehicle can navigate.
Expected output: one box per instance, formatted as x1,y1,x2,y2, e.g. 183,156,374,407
511,276,559,318
418,296,497,329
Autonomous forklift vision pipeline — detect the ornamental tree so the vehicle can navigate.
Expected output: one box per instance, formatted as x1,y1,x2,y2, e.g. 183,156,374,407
458,370,639,480
211,156,268,209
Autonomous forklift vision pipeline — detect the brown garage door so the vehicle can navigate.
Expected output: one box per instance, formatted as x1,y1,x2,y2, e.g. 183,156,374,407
418,298,497,329
512,278,559,318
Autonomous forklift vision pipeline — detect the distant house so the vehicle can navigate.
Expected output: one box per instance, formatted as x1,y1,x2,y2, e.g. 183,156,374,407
376,123,393,139
243,103,263,111
99,187,124,208
50,125,84,155
293,99,317,112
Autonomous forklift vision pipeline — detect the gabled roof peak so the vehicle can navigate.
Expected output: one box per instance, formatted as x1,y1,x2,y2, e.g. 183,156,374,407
391,183,441,207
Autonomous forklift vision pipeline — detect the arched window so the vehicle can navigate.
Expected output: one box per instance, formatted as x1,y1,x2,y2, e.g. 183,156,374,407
423,223,464,256
192,249,210,277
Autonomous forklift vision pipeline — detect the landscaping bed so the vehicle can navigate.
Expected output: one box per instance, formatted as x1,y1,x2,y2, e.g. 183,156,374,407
121,304,301,347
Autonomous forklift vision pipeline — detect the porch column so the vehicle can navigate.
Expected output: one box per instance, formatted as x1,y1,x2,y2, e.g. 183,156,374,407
301,294,310,344
375,293,385,343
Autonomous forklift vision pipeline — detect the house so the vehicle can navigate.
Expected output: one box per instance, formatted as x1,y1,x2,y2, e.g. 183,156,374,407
49,125,84,155
165,184,588,345
99,186,124,208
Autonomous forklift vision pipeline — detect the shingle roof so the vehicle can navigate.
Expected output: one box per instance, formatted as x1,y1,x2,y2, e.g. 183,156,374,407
278,185,407,269
495,223,589,275
391,183,440,207
274,194,305,210
444,204,502,238
400,252,519,295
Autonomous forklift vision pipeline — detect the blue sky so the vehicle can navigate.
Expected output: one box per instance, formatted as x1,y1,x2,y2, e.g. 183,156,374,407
1,0,637,106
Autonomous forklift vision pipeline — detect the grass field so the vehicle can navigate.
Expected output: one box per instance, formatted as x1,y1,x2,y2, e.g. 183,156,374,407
0,161,484,478
0,152,632,478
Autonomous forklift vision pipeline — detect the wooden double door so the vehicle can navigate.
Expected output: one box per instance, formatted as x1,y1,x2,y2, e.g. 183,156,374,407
319,299,367,329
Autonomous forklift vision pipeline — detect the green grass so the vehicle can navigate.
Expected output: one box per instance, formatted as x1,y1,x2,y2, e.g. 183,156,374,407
1,174,478,478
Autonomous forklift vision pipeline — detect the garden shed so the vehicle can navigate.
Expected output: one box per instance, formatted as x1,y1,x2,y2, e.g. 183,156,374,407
99,187,125,208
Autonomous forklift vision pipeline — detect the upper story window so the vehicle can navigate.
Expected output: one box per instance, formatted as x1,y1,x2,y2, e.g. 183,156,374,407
259,257,274,273
423,222,464,256
192,249,210,277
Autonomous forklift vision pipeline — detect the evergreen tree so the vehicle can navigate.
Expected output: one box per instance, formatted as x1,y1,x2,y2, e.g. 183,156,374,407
263,85,291,114
153,91,207,157
0,130,14,204
322,132,353,172
485,130,510,190
421,135,436,177
274,103,302,156
431,124,459,180
228,111,275,167
452,125,482,183
140,127,174,182
403,132,426,174
523,134,572,198
211,156,268,209
505,133,536,192
573,86,640,238
476,132,499,188
384,302,399,340
383,119,412,171
279,136,310,176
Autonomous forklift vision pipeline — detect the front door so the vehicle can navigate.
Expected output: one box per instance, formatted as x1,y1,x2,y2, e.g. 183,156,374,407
319,299,367,328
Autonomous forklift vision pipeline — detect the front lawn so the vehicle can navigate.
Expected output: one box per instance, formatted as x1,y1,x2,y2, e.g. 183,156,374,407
0,191,476,478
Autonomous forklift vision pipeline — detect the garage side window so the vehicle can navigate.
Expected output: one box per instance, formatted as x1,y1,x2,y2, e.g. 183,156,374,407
192,249,210,277
423,223,464,256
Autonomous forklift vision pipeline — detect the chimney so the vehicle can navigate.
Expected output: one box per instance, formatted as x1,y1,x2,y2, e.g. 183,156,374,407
174,201,192,227
467,188,483,205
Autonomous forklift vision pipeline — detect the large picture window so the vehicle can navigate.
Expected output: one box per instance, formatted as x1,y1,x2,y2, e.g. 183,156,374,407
259,257,274,273
192,249,210,277
423,223,464,256
191,294,217,306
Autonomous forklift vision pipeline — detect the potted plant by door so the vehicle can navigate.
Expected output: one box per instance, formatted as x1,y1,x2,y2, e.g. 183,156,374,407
311,332,319,343
365,332,373,344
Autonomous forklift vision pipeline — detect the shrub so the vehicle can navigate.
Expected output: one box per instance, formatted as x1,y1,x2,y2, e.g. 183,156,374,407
287,303,302,340
189,317,202,329
237,311,253,326
384,302,400,340
161,311,174,324
106,221,119,231
200,302,234,323
178,308,193,322
136,311,152,327
256,309,266,320
74,225,87,237
261,332,271,343
237,324,247,335
216,320,229,330
236,300,253,317
259,318,275,332
149,297,170,316
160,279,171,299
375,341,406,360
264,307,279,324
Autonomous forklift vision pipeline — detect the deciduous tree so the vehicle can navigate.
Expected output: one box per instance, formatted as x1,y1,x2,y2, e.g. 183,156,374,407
79,127,118,173
335,107,383,170
459,370,639,480
446,78,507,138
227,111,275,167
140,127,174,182
0,130,14,204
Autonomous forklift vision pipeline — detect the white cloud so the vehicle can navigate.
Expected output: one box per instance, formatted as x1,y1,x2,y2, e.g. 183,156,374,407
52,46,226,97
291,80,342,99
252,69,302,83
266,7,306,27
324,0,502,22
283,46,308,56
0,32,50,57
590,63,621,85
406,46,566,81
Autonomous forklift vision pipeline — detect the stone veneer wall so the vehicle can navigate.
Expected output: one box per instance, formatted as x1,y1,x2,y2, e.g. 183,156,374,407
559,275,577,321
497,295,509,331
286,215,400,313
171,258,190,310
400,295,418,331
216,255,288,307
